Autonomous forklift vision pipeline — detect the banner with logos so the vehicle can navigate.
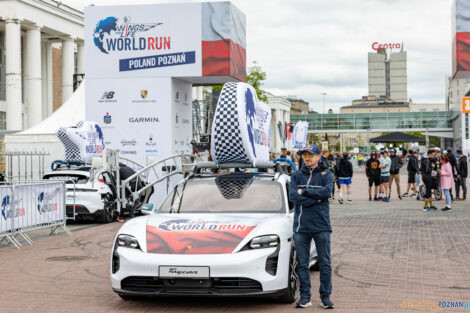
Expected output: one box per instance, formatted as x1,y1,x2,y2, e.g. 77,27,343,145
85,2,245,82
452,0,470,78
292,121,309,149
57,121,105,164
0,183,64,233
211,82,271,164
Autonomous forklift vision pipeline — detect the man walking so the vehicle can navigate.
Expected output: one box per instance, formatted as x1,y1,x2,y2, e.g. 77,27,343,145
456,149,467,200
389,149,404,200
290,144,334,309
402,150,420,198
365,151,381,201
379,150,392,202
337,152,353,204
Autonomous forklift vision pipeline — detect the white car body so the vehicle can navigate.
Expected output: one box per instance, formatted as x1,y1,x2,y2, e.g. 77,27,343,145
44,168,115,220
111,171,317,300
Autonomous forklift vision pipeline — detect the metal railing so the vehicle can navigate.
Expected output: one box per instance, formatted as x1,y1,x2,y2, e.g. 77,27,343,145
1,150,50,181
0,180,70,249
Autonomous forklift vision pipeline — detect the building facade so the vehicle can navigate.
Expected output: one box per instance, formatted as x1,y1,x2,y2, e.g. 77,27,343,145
286,95,309,114
267,93,291,153
447,77,470,153
368,49,407,102
0,0,84,132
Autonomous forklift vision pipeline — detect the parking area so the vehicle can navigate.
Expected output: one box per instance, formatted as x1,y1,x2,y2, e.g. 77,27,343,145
0,172,469,313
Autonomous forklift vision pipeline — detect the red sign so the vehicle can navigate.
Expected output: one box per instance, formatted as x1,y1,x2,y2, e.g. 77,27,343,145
372,42,403,51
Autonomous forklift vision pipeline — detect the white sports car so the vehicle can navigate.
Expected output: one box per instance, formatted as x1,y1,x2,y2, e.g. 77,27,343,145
111,162,318,302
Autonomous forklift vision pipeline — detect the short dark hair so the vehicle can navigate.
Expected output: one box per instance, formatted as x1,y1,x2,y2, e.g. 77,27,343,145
342,152,349,158
281,148,287,151
286,151,291,156
408,149,413,154
427,149,435,155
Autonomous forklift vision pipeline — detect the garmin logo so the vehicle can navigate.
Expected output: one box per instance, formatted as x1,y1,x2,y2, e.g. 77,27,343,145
129,117,160,123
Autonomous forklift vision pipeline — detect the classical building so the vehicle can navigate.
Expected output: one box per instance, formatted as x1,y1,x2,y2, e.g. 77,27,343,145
267,93,291,153
0,0,84,131
286,95,309,115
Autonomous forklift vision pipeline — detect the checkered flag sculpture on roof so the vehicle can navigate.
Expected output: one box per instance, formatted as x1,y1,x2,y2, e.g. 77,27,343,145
211,82,271,164
57,121,105,164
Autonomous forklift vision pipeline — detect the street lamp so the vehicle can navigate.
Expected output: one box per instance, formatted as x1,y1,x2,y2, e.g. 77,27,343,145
320,92,327,114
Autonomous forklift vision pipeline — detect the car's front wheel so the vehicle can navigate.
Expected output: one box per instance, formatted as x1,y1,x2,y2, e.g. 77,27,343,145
279,245,298,303
100,194,116,223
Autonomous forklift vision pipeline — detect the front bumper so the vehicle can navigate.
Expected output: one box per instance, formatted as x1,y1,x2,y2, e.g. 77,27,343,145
111,244,290,295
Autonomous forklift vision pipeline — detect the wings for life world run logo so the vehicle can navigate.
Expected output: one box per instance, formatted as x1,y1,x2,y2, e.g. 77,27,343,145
158,219,249,232
1,195,25,220
93,16,167,54
245,88,269,157
37,191,58,214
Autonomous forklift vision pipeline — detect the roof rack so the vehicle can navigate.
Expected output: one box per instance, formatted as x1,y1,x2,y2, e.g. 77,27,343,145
193,161,293,175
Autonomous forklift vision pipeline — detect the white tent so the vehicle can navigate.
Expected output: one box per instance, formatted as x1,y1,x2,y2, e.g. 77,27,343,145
4,81,85,174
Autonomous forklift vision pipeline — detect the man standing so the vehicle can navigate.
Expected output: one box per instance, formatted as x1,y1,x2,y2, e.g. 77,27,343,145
420,149,438,211
365,151,381,201
456,149,468,200
379,150,392,202
389,149,404,200
321,149,330,169
402,150,420,198
337,152,353,204
290,144,334,309
281,148,288,159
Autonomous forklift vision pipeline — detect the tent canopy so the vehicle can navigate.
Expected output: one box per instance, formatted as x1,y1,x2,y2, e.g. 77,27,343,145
369,132,426,143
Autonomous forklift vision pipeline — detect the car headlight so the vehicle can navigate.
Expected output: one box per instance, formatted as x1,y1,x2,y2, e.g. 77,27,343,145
249,235,280,249
116,234,141,249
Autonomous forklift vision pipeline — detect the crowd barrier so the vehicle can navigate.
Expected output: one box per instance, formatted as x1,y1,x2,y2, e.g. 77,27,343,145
0,180,70,249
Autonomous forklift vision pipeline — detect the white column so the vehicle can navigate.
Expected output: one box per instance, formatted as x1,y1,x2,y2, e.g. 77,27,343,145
77,43,85,74
46,42,53,116
62,38,74,103
5,19,22,130
25,25,42,128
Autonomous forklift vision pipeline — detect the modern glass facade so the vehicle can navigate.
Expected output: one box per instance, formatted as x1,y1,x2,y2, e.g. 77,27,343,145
290,111,456,131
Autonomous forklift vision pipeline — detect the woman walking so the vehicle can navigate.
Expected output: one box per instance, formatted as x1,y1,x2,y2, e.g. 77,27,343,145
439,155,455,212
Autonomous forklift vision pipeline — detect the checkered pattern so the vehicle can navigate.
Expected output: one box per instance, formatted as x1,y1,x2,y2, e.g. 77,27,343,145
213,82,250,163
57,121,84,163
215,174,254,199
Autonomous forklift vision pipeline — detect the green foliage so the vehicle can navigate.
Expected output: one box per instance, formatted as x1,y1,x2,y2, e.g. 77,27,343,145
210,61,268,102
335,141,341,151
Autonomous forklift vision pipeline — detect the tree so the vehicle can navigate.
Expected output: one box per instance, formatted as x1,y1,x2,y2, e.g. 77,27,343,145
211,61,268,102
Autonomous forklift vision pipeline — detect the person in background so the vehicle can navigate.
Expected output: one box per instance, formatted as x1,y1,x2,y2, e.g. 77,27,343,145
439,154,454,211
420,149,437,211
281,148,288,159
456,149,467,200
358,154,364,166
402,149,420,198
321,150,330,169
327,153,336,200
337,152,353,204
389,149,404,200
289,144,334,309
447,149,458,200
286,150,292,161
379,150,392,202
365,151,381,201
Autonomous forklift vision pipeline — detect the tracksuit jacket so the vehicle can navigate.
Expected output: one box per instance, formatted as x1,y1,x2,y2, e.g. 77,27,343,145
458,156,468,178
407,155,419,174
290,165,334,233
390,155,404,175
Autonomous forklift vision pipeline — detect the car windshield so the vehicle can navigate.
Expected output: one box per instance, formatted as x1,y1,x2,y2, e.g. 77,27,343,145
159,174,285,214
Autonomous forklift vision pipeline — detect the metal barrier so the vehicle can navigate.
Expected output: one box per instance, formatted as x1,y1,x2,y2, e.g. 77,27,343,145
0,180,70,249
1,150,50,181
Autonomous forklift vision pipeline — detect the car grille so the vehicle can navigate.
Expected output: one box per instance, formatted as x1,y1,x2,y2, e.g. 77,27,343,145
121,276,263,294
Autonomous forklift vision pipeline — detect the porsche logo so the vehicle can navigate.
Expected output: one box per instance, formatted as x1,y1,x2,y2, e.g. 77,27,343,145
141,90,148,99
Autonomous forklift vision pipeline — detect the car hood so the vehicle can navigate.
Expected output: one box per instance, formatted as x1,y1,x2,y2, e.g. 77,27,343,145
145,213,279,255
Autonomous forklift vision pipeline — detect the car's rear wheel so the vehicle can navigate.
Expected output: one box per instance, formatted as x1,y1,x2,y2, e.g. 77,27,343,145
279,245,298,303
100,194,115,223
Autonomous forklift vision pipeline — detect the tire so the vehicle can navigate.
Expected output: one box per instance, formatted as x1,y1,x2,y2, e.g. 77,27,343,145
310,257,320,271
279,245,299,303
100,195,116,223
434,188,442,201
419,185,426,200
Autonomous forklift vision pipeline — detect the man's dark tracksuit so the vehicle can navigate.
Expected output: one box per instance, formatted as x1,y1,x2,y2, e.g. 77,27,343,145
290,165,334,301
407,155,419,184
420,157,437,198
457,156,468,198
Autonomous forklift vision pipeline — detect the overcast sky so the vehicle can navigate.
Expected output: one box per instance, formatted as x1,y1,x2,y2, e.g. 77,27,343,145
63,0,452,113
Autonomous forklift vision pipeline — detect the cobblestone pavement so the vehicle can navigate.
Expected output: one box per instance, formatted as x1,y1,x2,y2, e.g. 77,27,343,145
0,172,469,313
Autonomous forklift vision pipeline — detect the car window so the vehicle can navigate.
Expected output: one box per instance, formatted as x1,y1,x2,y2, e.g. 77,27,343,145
101,172,114,185
159,174,285,214
43,174,88,184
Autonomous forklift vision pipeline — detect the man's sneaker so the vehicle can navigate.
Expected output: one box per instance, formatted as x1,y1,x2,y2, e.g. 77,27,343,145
423,207,431,212
402,193,409,197
338,197,343,204
378,196,383,200
347,199,352,204
383,197,389,202
374,196,379,201
321,297,335,309
398,195,403,200
369,195,372,201
296,298,312,308
410,193,416,197
430,206,437,210
441,207,452,212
